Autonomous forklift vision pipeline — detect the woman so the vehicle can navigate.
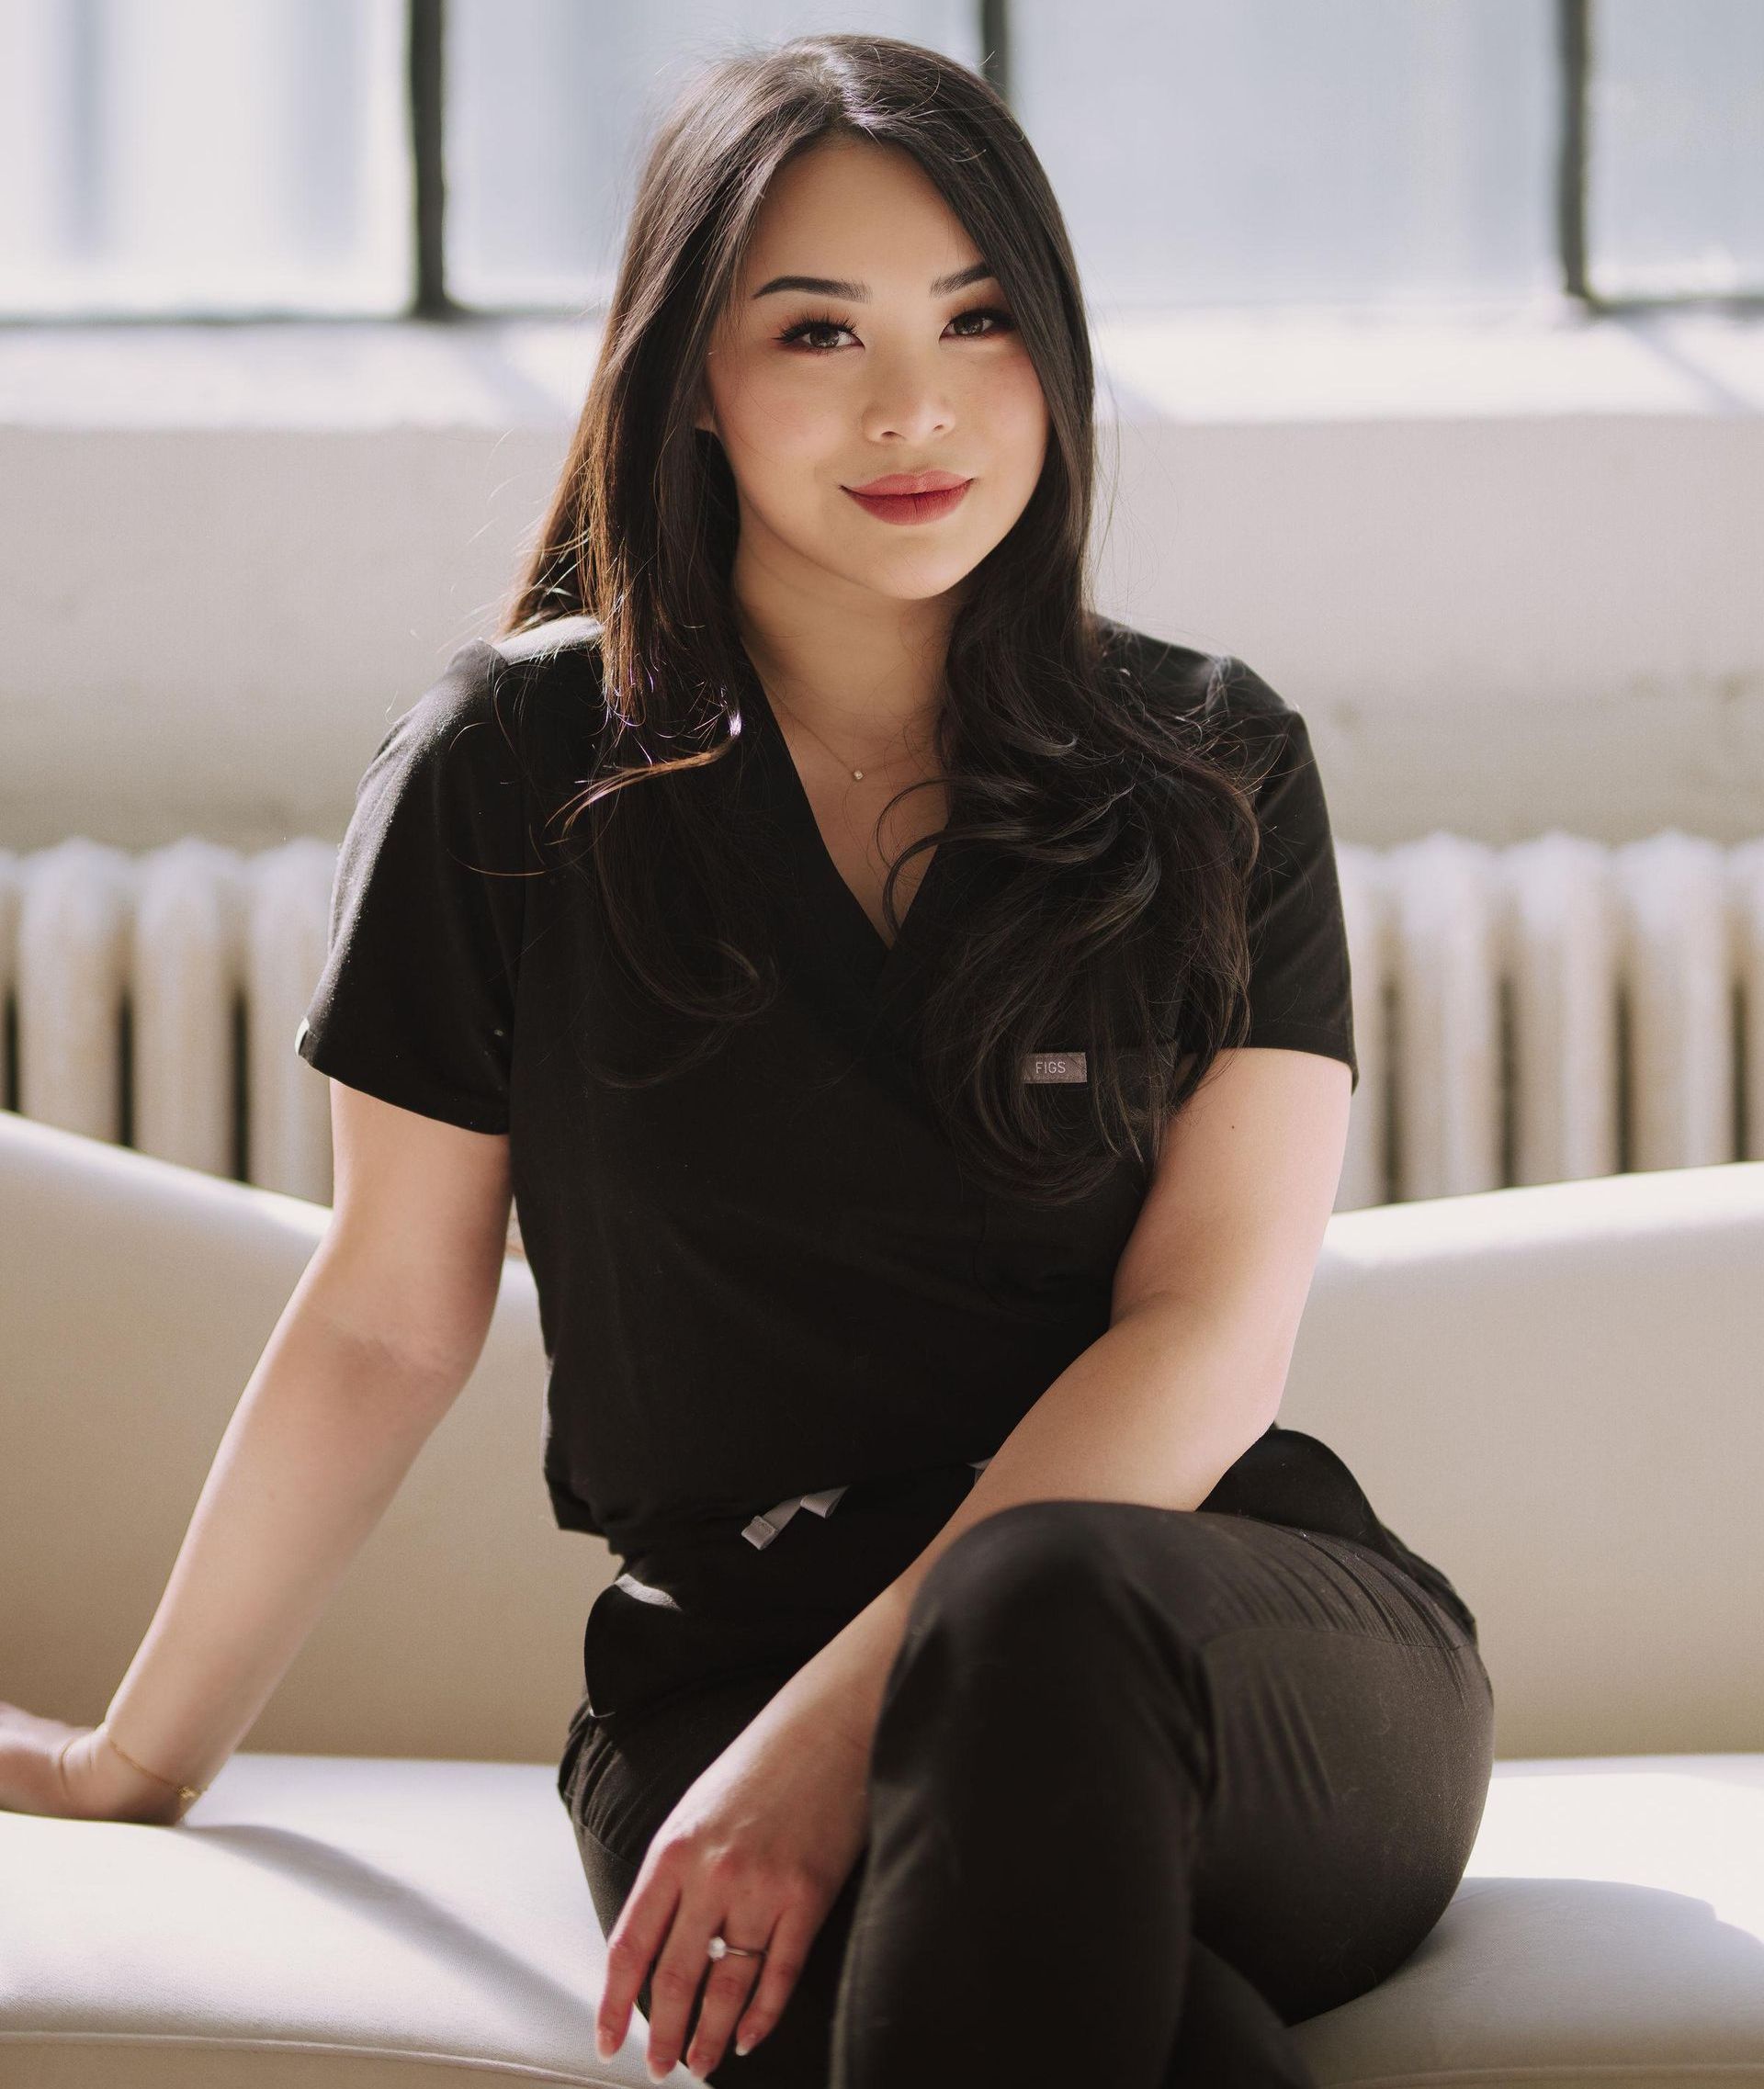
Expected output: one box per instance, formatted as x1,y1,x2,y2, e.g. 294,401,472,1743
0,31,1492,2089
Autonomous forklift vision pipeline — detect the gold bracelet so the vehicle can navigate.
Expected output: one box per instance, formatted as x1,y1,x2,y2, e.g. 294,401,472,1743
94,1722,208,1811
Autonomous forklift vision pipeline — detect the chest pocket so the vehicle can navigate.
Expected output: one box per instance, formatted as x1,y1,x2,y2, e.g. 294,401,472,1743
973,1056,1151,1326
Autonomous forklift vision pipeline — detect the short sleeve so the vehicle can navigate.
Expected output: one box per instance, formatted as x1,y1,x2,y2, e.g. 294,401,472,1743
1221,659,1359,1095
296,641,529,1133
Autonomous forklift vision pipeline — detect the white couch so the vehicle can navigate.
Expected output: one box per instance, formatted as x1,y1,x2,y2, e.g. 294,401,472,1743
2,1104,1761,2086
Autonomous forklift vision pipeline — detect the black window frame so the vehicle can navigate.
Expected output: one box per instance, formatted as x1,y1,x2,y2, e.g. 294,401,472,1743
10,0,1763,326
413,0,1764,324
407,0,1010,320
1555,0,1764,316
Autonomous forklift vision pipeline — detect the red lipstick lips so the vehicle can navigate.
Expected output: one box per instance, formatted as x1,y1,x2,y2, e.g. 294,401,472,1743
843,469,973,525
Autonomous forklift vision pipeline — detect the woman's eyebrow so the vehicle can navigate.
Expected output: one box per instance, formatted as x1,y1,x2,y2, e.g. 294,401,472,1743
751,261,996,301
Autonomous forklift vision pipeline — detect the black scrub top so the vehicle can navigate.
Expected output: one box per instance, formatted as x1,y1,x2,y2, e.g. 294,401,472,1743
297,614,1473,1702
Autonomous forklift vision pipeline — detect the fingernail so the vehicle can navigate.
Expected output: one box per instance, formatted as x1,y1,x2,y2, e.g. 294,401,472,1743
736,2035,753,2055
646,2060,668,2083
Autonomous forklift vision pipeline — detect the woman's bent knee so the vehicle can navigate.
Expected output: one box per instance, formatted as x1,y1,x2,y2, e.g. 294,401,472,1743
904,1496,1147,1636
878,1497,1209,1743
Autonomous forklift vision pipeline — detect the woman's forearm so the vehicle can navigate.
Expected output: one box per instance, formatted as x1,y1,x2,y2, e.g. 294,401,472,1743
82,1263,468,1820
763,1291,1294,1762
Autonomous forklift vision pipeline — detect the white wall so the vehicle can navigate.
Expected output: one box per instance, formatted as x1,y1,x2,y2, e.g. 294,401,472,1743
2,303,1760,856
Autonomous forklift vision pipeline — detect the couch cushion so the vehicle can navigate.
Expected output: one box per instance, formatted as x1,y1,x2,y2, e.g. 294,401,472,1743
3,1752,1761,2086
1299,1753,1764,2086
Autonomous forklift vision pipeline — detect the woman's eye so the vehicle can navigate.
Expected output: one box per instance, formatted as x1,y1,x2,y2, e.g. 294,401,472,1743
777,312,857,353
947,306,1015,341
776,305,1016,354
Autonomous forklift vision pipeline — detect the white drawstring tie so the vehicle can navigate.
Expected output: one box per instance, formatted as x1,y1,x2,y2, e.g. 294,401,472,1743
741,1458,994,1551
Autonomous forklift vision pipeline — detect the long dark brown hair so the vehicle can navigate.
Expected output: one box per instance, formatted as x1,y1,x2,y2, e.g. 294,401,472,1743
496,30,1275,1207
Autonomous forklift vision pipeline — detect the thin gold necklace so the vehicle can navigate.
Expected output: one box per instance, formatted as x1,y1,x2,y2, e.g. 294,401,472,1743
762,678,929,784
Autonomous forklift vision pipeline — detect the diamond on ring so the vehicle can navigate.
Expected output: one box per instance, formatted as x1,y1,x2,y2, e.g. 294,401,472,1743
707,1936,729,1960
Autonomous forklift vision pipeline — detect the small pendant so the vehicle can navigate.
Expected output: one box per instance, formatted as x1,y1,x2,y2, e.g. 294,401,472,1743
852,768,864,780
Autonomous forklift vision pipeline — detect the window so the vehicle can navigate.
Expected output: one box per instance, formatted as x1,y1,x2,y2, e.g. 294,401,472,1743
0,0,412,317
444,0,980,310
0,0,1757,322
1586,0,1764,300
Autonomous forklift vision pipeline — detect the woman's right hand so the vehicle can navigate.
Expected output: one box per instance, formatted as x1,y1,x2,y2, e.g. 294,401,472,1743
0,1701,184,1825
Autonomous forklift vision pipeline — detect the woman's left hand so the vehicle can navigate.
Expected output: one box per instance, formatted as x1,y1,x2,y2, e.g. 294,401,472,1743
594,1688,873,2081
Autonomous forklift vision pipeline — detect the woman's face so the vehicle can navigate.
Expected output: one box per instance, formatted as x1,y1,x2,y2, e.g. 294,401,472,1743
695,135,1050,609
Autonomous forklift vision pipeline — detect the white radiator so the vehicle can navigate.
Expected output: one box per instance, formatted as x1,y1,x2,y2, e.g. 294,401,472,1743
3,830,1762,1214
0,837,339,1206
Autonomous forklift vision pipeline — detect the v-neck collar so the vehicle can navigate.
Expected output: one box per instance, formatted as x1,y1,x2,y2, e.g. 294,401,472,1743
741,656,955,998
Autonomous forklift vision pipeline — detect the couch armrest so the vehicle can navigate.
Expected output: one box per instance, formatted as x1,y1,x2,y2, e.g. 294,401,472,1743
0,1109,615,1764
1279,1162,1764,1758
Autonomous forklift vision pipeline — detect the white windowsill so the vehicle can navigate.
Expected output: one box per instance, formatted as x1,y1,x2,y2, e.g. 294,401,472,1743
3,297,1761,433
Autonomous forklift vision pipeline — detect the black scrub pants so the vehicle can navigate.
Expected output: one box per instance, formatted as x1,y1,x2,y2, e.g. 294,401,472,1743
558,1456,1493,2089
